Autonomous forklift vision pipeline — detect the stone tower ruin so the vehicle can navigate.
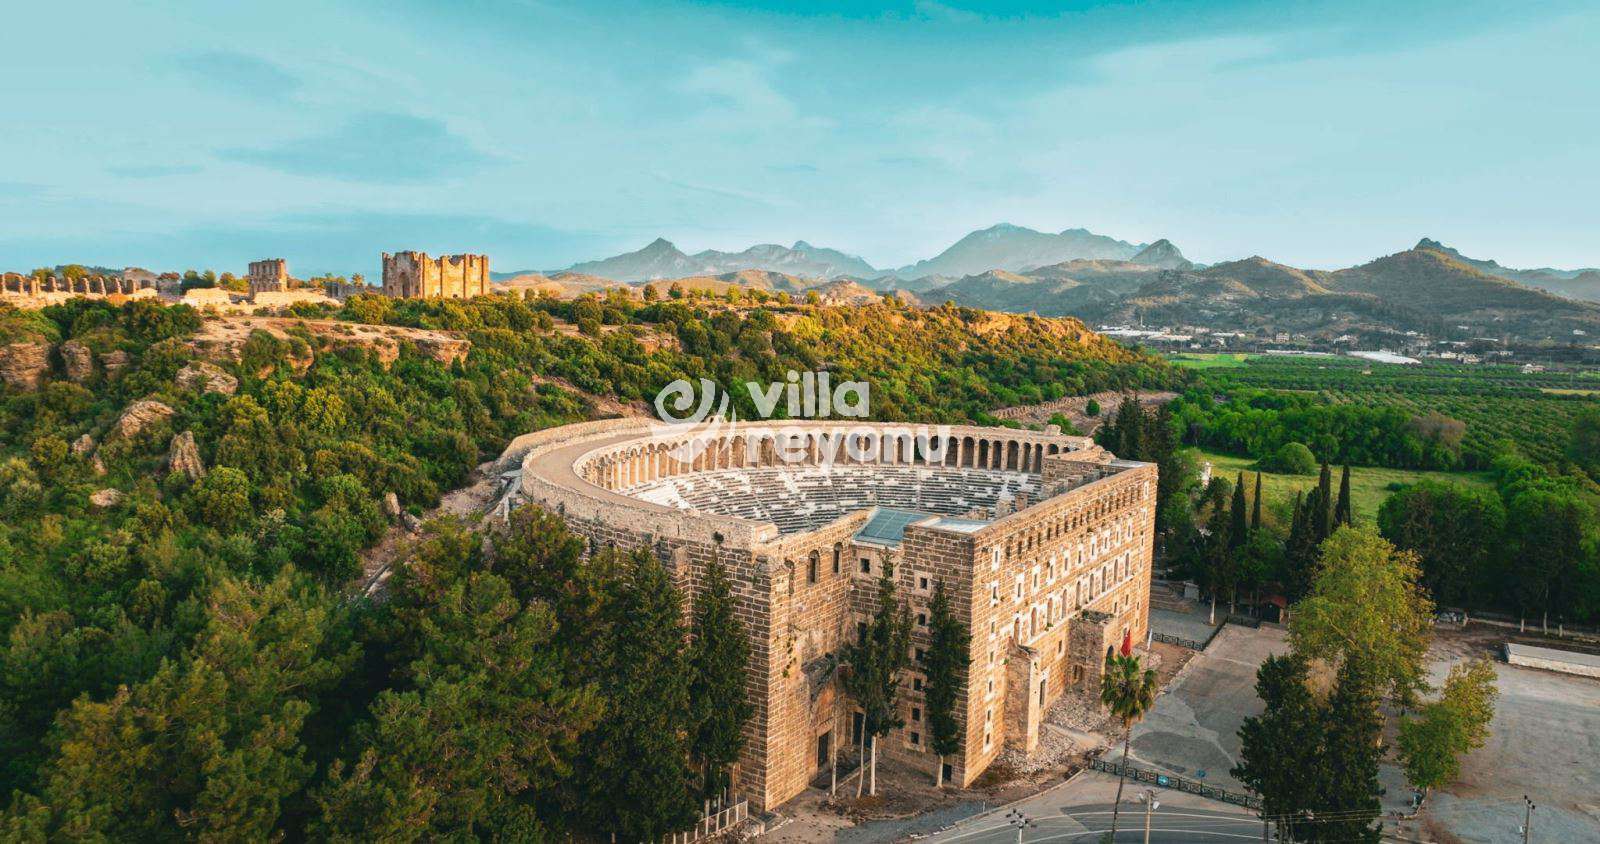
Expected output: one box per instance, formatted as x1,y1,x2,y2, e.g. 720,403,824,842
380,252,489,299
247,259,290,295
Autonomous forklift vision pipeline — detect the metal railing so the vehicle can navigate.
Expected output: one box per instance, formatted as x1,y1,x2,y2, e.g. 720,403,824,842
1089,759,1262,810
663,799,748,844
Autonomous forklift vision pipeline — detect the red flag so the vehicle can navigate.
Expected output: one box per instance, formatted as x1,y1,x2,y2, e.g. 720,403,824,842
1120,628,1133,657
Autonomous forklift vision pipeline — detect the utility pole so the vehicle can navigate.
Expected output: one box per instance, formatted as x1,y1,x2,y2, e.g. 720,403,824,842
1138,790,1160,844
1003,808,1036,844
1521,795,1535,844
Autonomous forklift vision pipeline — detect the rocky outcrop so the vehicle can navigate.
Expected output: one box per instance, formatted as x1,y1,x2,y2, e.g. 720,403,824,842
166,431,206,481
112,399,175,440
100,350,130,378
0,342,51,391
59,340,94,382
72,434,95,456
188,317,470,373
382,491,402,522
90,488,124,509
176,361,239,395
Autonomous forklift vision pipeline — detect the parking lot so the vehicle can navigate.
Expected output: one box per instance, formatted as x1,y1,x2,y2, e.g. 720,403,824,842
1421,627,1600,843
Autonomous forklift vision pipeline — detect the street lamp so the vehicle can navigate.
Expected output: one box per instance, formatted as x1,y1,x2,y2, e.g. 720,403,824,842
1004,808,1037,844
1137,790,1161,844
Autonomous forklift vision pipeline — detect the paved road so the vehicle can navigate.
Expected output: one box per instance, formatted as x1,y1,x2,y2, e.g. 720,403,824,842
935,801,1263,843
928,772,1265,844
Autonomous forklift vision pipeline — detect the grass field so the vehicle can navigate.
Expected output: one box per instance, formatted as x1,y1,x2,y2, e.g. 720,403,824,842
1168,352,1254,369
1195,448,1496,523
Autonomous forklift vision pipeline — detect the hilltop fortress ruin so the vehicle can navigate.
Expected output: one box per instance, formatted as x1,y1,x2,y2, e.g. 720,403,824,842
381,251,489,299
495,418,1155,812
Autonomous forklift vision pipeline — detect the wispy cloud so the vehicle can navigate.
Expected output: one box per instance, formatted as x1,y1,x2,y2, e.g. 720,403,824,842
173,50,302,101
652,173,789,207
107,164,203,179
218,112,493,182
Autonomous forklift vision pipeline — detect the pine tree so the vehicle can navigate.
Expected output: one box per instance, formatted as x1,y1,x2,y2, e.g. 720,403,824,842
575,549,698,840
839,562,913,796
922,580,970,788
687,555,752,802
1334,465,1353,527
1251,472,1263,531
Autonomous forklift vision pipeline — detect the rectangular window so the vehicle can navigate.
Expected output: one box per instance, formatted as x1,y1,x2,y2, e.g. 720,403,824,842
913,677,924,691
912,706,921,722
860,558,871,573
910,731,921,746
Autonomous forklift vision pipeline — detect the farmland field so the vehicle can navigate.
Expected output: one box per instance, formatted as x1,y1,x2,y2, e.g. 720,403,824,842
1195,448,1496,523
1190,355,1600,466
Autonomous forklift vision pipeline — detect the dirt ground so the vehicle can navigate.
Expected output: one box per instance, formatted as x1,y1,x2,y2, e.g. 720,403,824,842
1416,624,1600,843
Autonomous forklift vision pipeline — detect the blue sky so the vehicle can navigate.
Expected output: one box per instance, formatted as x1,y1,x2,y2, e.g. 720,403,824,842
2,0,1597,278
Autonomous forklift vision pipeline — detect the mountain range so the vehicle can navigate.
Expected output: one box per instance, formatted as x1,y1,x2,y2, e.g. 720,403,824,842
497,223,1192,284
499,225,1600,343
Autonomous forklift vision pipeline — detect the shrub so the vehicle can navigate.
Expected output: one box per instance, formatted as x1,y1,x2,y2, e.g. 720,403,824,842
1261,442,1318,475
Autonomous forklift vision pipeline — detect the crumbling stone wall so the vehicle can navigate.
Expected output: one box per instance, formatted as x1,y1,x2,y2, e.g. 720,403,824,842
247,259,289,295
381,251,490,299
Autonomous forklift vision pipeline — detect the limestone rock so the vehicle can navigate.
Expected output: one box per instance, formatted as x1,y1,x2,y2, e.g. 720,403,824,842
176,361,239,395
60,340,94,382
412,336,472,366
90,488,124,509
100,350,131,377
166,430,206,481
400,511,423,532
382,491,402,521
72,434,95,456
0,342,51,391
112,399,176,439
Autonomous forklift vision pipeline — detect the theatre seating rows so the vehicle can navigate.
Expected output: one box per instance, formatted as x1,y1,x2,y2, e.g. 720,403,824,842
626,465,1041,534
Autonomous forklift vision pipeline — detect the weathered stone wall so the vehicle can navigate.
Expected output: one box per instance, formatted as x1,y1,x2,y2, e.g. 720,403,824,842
247,259,289,295
381,251,490,299
0,273,159,308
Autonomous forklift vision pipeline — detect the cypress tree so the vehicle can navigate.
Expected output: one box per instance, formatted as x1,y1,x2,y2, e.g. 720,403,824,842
1316,658,1384,843
687,555,752,802
1312,463,1333,543
1334,465,1354,527
1229,472,1249,550
1251,472,1263,531
839,561,913,796
1108,394,1143,459
1233,654,1323,841
575,549,697,840
922,580,970,788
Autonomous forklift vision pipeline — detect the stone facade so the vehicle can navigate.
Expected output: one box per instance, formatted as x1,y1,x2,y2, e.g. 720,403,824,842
501,419,1154,813
381,251,489,299
247,259,290,295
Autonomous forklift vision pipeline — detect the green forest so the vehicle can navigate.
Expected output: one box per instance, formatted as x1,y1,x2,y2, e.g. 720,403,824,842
0,294,1175,839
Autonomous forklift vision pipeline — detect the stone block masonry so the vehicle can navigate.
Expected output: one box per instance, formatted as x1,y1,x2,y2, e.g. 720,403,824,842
381,251,490,299
503,419,1155,812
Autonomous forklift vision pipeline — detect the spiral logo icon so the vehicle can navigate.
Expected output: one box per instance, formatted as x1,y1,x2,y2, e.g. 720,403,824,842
654,378,729,425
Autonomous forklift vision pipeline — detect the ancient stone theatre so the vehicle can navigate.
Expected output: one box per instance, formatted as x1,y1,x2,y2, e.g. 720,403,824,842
496,418,1154,812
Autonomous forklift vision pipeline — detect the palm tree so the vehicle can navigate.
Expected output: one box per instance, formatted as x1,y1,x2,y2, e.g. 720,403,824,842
1101,651,1159,838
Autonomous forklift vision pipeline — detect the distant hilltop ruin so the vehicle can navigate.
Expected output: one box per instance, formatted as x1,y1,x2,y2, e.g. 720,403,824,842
1,272,159,303
381,251,489,299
